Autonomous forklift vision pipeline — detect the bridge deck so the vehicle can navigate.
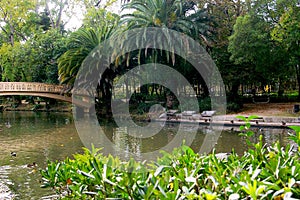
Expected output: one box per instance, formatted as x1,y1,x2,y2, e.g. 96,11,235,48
0,82,92,108
0,82,68,93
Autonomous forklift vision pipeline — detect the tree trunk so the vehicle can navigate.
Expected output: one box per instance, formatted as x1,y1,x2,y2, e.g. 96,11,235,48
166,91,174,109
45,1,55,28
150,84,155,96
124,78,128,103
228,81,240,102
55,0,65,29
9,14,14,46
296,64,300,100
140,85,148,96
277,78,284,97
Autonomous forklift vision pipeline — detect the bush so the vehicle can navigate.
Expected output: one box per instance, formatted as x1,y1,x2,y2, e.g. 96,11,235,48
198,97,211,112
40,120,300,199
32,104,43,111
227,102,243,113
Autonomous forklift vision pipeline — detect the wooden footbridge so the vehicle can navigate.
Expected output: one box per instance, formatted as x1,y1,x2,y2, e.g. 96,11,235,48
0,82,92,108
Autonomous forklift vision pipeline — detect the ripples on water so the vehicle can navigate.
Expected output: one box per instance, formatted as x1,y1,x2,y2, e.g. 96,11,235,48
0,112,292,199
0,112,82,199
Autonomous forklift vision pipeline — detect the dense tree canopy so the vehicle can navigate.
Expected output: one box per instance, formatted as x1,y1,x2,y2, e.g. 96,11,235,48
228,15,272,82
0,0,299,109
272,5,300,98
119,0,215,98
0,0,37,45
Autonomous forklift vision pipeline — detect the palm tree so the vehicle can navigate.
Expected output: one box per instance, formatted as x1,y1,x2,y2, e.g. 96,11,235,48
119,0,212,101
56,7,128,115
121,0,211,44
58,24,117,88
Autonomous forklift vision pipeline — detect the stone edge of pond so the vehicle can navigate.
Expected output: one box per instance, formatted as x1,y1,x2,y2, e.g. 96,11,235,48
153,115,300,129
3,108,72,112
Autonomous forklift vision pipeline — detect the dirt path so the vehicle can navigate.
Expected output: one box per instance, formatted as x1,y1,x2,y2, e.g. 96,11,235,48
234,102,300,117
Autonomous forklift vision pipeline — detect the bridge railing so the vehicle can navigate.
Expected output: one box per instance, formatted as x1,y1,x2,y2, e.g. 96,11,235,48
0,82,68,94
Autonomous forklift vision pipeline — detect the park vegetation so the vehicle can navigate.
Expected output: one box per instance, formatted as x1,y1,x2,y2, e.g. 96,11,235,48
0,1,299,198
40,120,300,199
0,0,299,113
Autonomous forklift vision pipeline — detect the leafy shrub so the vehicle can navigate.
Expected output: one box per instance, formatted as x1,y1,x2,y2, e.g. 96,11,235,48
32,104,43,111
198,97,211,112
40,120,300,199
227,102,243,113
129,102,156,115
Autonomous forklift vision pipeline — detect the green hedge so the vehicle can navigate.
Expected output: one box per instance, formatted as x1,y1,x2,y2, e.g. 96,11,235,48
40,120,300,199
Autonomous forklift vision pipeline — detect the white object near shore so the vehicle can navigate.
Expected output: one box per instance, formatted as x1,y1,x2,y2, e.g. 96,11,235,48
201,110,216,117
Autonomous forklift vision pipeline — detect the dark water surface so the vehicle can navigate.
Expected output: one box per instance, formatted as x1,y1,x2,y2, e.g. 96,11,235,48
0,112,292,199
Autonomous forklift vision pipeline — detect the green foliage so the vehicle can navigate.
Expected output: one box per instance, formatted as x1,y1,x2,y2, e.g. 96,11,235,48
118,0,213,83
228,14,276,86
1,0,300,106
226,0,299,98
272,6,300,55
198,97,212,112
32,104,43,111
0,42,28,81
288,126,300,152
237,115,260,131
57,22,117,86
271,5,300,97
28,29,68,83
0,0,37,45
41,146,149,199
0,28,67,83
121,0,210,42
226,102,242,113
41,121,300,199
82,7,120,30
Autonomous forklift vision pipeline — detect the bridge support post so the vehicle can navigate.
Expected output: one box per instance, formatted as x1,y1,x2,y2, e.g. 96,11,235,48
73,105,95,119
74,106,84,119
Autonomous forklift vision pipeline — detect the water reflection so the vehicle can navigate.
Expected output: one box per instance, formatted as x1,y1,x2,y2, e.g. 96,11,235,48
0,112,293,199
77,115,292,161
0,112,83,199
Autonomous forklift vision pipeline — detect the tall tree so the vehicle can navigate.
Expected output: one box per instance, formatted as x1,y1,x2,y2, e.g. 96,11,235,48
227,0,299,98
58,22,118,86
38,0,72,30
121,0,210,43
82,6,119,29
120,0,213,98
272,6,300,98
0,29,67,82
245,0,299,24
0,42,28,81
203,0,246,101
0,0,37,45
228,14,275,91
28,29,68,83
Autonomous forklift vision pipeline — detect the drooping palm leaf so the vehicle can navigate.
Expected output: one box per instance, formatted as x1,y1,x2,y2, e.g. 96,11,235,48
57,23,117,87
120,0,212,66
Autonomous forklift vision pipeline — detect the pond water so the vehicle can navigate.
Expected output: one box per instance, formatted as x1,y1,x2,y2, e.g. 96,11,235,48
0,111,293,199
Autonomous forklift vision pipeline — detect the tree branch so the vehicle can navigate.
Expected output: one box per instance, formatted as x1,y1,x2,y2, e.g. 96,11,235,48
45,0,55,28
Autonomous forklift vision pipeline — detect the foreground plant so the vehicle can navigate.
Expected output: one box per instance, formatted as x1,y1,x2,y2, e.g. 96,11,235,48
40,120,300,199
